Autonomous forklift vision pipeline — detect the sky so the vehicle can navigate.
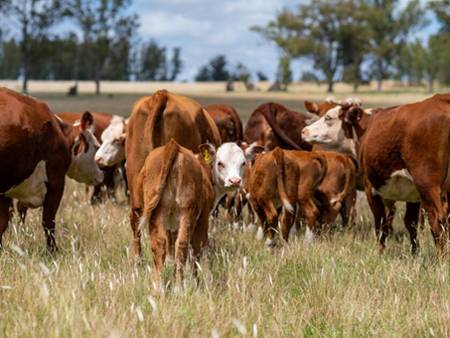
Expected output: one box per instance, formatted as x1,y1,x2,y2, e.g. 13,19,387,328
129,0,440,83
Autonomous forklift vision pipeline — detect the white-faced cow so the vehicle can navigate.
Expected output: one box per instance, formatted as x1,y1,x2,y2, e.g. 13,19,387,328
0,88,103,251
302,94,450,258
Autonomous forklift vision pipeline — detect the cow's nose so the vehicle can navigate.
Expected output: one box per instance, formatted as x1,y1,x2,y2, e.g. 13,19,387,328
95,156,103,164
228,177,242,187
301,129,308,137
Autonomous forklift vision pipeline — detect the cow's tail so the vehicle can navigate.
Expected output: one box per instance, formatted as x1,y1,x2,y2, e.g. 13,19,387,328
330,157,354,206
228,105,244,141
273,147,295,214
148,89,170,148
260,102,303,150
313,153,328,191
139,139,180,230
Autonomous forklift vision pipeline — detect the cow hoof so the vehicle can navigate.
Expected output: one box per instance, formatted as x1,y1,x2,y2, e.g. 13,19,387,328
304,227,314,244
265,237,277,250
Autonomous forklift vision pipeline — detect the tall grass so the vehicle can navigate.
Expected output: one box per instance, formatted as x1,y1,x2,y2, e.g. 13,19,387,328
1,180,449,337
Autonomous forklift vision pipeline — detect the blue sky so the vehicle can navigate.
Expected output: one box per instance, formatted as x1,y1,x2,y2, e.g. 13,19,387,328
129,0,440,82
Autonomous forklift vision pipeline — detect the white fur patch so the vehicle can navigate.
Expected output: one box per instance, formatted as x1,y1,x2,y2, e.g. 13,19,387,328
256,226,264,240
282,199,294,214
4,160,48,208
372,169,420,203
305,226,314,244
265,237,276,247
95,115,126,167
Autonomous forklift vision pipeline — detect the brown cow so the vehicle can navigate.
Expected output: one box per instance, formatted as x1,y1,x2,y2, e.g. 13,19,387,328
311,151,357,230
204,104,243,143
126,89,221,262
302,94,450,258
57,112,126,204
244,102,313,151
137,139,259,291
304,96,339,117
0,88,103,251
250,148,326,248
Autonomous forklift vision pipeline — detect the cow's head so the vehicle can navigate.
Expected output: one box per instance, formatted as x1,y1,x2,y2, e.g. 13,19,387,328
301,98,363,159
199,142,264,192
304,96,338,117
94,115,127,167
66,111,104,185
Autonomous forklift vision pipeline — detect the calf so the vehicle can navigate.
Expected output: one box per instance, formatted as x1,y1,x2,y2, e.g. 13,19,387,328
0,88,103,251
137,139,259,291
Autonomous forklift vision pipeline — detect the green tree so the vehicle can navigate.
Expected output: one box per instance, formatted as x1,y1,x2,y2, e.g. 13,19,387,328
251,0,369,93
234,63,251,83
276,56,292,90
0,37,20,79
210,55,229,81
168,47,182,81
362,0,426,92
69,0,138,94
5,0,66,92
195,65,211,81
138,39,166,81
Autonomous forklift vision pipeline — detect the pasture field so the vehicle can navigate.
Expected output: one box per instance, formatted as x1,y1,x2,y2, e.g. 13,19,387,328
2,87,450,337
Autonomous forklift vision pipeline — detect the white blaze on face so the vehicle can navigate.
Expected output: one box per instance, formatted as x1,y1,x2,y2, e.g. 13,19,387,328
212,143,247,191
4,160,48,208
67,129,104,185
302,106,357,159
95,115,126,167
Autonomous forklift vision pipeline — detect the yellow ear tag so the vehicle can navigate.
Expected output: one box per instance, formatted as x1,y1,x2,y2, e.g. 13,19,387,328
204,150,213,164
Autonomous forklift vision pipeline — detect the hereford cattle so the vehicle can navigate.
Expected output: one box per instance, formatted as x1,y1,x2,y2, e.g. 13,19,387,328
126,89,221,262
57,112,127,204
94,115,127,167
304,96,338,117
302,94,450,258
137,139,261,291
204,104,243,143
249,148,326,249
311,151,357,230
243,102,314,151
0,88,103,251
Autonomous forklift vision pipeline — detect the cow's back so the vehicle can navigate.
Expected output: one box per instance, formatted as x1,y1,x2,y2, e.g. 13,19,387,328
57,112,113,141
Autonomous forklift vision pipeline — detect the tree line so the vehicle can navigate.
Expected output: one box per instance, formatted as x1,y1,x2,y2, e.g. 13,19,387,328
1,0,450,94
0,0,182,94
251,0,450,92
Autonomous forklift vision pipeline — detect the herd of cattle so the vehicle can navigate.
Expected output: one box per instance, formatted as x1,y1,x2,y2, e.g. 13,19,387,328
1,86,450,291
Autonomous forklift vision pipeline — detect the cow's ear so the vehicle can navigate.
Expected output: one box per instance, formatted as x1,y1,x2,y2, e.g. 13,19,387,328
341,107,363,124
236,140,242,148
199,143,216,163
304,100,318,114
80,111,94,131
245,142,265,161
119,133,126,146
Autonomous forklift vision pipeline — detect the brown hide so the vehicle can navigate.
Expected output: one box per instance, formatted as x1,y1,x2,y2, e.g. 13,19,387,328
304,99,337,117
249,148,300,248
0,88,94,251
204,104,243,142
339,94,450,257
126,89,221,261
137,139,215,291
244,102,312,151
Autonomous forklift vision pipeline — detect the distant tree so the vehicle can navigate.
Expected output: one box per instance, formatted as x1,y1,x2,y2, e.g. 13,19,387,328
195,55,230,82
168,47,182,81
195,65,211,81
210,55,229,81
300,71,320,83
276,56,292,90
137,39,166,81
69,0,138,94
0,37,20,79
361,0,427,91
234,63,251,83
5,0,67,92
256,71,268,81
429,0,450,32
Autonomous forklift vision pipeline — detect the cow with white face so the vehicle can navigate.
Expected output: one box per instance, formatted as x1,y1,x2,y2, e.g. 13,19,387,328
95,115,127,167
302,98,363,159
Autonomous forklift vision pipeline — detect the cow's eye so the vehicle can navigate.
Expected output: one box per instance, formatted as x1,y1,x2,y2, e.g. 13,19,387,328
241,162,246,166
113,138,119,144
325,115,332,121
217,162,224,169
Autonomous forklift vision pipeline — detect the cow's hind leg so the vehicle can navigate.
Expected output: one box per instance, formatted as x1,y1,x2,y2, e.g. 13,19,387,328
42,178,65,253
130,207,143,262
0,196,12,251
149,211,166,293
405,202,421,255
174,211,196,292
365,187,391,254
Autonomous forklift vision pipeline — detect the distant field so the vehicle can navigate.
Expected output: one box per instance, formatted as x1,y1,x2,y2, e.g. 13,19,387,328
2,85,450,337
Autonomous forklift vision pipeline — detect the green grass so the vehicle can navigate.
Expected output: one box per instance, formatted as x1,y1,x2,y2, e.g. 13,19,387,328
1,180,450,337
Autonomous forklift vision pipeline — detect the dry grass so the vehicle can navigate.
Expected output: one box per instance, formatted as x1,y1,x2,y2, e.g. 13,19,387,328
1,88,450,337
